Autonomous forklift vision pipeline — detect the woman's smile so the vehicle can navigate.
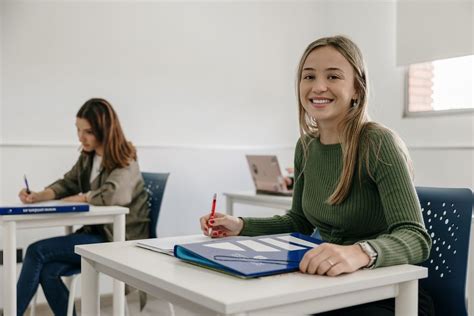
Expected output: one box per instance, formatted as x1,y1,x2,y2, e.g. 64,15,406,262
309,97,334,109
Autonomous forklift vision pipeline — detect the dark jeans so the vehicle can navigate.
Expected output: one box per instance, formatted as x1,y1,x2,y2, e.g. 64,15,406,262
17,233,106,316
315,286,435,316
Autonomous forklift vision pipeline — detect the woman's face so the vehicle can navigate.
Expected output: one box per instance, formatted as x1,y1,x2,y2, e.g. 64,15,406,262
299,46,358,128
76,117,102,153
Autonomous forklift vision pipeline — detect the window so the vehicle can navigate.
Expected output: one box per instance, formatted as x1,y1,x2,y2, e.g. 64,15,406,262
406,55,473,116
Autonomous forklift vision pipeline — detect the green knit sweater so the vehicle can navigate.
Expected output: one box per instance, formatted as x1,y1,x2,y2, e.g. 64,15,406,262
241,127,431,268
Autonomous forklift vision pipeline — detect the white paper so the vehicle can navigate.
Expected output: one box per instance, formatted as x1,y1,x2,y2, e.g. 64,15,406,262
236,240,280,252
204,242,245,251
259,238,306,251
136,235,210,256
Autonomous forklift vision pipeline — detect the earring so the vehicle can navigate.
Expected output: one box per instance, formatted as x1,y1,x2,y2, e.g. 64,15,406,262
351,99,359,107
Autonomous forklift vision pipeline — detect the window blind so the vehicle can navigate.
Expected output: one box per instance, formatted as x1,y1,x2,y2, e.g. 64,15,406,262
396,0,474,66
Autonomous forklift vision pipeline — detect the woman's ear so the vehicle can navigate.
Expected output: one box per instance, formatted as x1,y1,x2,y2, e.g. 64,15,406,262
352,90,359,101
351,89,360,107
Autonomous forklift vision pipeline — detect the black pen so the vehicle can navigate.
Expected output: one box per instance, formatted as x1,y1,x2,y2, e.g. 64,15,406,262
24,174,31,194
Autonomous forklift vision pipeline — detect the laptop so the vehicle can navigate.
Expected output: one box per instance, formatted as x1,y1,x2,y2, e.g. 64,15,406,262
246,155,293,196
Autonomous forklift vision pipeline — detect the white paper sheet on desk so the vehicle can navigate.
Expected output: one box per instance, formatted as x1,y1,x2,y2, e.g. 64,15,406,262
136,235,210,256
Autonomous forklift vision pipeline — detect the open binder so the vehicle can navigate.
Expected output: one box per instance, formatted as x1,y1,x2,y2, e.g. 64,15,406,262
174,233,323,278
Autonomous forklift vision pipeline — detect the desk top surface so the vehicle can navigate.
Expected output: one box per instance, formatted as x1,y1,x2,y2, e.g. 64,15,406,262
224,192,474,220
76,235,427,313
223,191,292,202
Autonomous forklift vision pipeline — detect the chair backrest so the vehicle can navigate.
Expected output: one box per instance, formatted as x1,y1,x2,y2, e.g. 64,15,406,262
417,186,473,316
142,172,170,239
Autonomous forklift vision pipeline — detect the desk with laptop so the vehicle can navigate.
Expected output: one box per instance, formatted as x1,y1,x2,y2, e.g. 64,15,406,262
223,155,293,217
229,156,474,315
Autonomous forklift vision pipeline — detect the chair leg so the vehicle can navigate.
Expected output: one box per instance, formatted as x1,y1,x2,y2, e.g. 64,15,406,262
66,275,80,316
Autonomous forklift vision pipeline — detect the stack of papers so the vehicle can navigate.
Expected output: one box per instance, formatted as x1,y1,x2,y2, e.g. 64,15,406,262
136,235,210,256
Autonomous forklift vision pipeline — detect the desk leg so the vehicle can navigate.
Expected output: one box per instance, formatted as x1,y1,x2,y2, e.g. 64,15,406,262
81,257,100,316
226,197,234,216
395,280,418,316
113,214,126,316
3,221,16,316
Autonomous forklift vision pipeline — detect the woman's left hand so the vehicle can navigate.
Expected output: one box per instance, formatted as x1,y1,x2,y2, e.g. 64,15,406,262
299,243,370,276
61,194,87,203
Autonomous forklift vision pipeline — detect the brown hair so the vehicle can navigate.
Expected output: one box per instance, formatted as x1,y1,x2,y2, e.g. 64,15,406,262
77,98,136,172
296,35,412,205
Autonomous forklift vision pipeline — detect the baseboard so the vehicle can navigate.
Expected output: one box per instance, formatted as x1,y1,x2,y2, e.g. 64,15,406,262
1,292,140,316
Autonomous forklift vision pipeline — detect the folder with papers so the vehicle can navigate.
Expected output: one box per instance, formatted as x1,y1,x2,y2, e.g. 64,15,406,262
174,233,323,278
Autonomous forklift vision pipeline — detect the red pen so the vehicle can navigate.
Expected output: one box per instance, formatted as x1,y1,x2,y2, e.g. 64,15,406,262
208,193,217,235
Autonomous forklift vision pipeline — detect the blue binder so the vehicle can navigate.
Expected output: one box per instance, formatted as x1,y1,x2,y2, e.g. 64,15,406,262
174,233,323,278
0,201,90,215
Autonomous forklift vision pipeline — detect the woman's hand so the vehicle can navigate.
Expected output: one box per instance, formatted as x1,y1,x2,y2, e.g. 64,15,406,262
199,212,244,238
18,189,41,204
61,194,87,203
19,188,55,204
299,243,370,276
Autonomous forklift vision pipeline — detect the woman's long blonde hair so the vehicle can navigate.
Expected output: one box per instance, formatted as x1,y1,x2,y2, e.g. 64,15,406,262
296,35,412,205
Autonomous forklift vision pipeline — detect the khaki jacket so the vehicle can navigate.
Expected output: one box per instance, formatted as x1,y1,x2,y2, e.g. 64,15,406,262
47,152,149,241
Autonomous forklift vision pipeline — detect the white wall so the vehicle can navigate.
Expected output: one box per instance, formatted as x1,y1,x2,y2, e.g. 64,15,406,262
1,0,473,309
0,0,324,233
2,0,323,146
0,0,322,306
0,1,4,197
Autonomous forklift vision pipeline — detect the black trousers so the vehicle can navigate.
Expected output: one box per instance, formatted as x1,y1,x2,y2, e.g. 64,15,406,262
315,286,435,316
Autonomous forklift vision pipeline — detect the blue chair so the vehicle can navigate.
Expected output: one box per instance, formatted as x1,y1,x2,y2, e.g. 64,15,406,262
417,186,473,316
134,172,171,313
142,172,169,239
30,172,170,316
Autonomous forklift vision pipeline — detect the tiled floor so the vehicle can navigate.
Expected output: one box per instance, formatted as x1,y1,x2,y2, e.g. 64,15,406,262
114,296,192,316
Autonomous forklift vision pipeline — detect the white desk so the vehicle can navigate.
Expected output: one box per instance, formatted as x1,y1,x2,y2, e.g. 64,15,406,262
223,191,291,216
224,191,474,315
76,236,427,316
0,206,128,316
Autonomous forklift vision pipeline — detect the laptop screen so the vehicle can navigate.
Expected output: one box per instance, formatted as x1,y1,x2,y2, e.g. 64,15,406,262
245,155,291,195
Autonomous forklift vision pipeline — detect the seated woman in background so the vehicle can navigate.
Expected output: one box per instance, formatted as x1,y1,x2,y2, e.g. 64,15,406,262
200,36,434,316
17,98,149,316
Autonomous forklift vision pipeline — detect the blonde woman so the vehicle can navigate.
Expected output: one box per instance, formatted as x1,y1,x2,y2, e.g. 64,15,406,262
200,36,434,315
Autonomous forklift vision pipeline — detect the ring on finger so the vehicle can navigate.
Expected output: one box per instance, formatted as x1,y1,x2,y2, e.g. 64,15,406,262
327,259,335,267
